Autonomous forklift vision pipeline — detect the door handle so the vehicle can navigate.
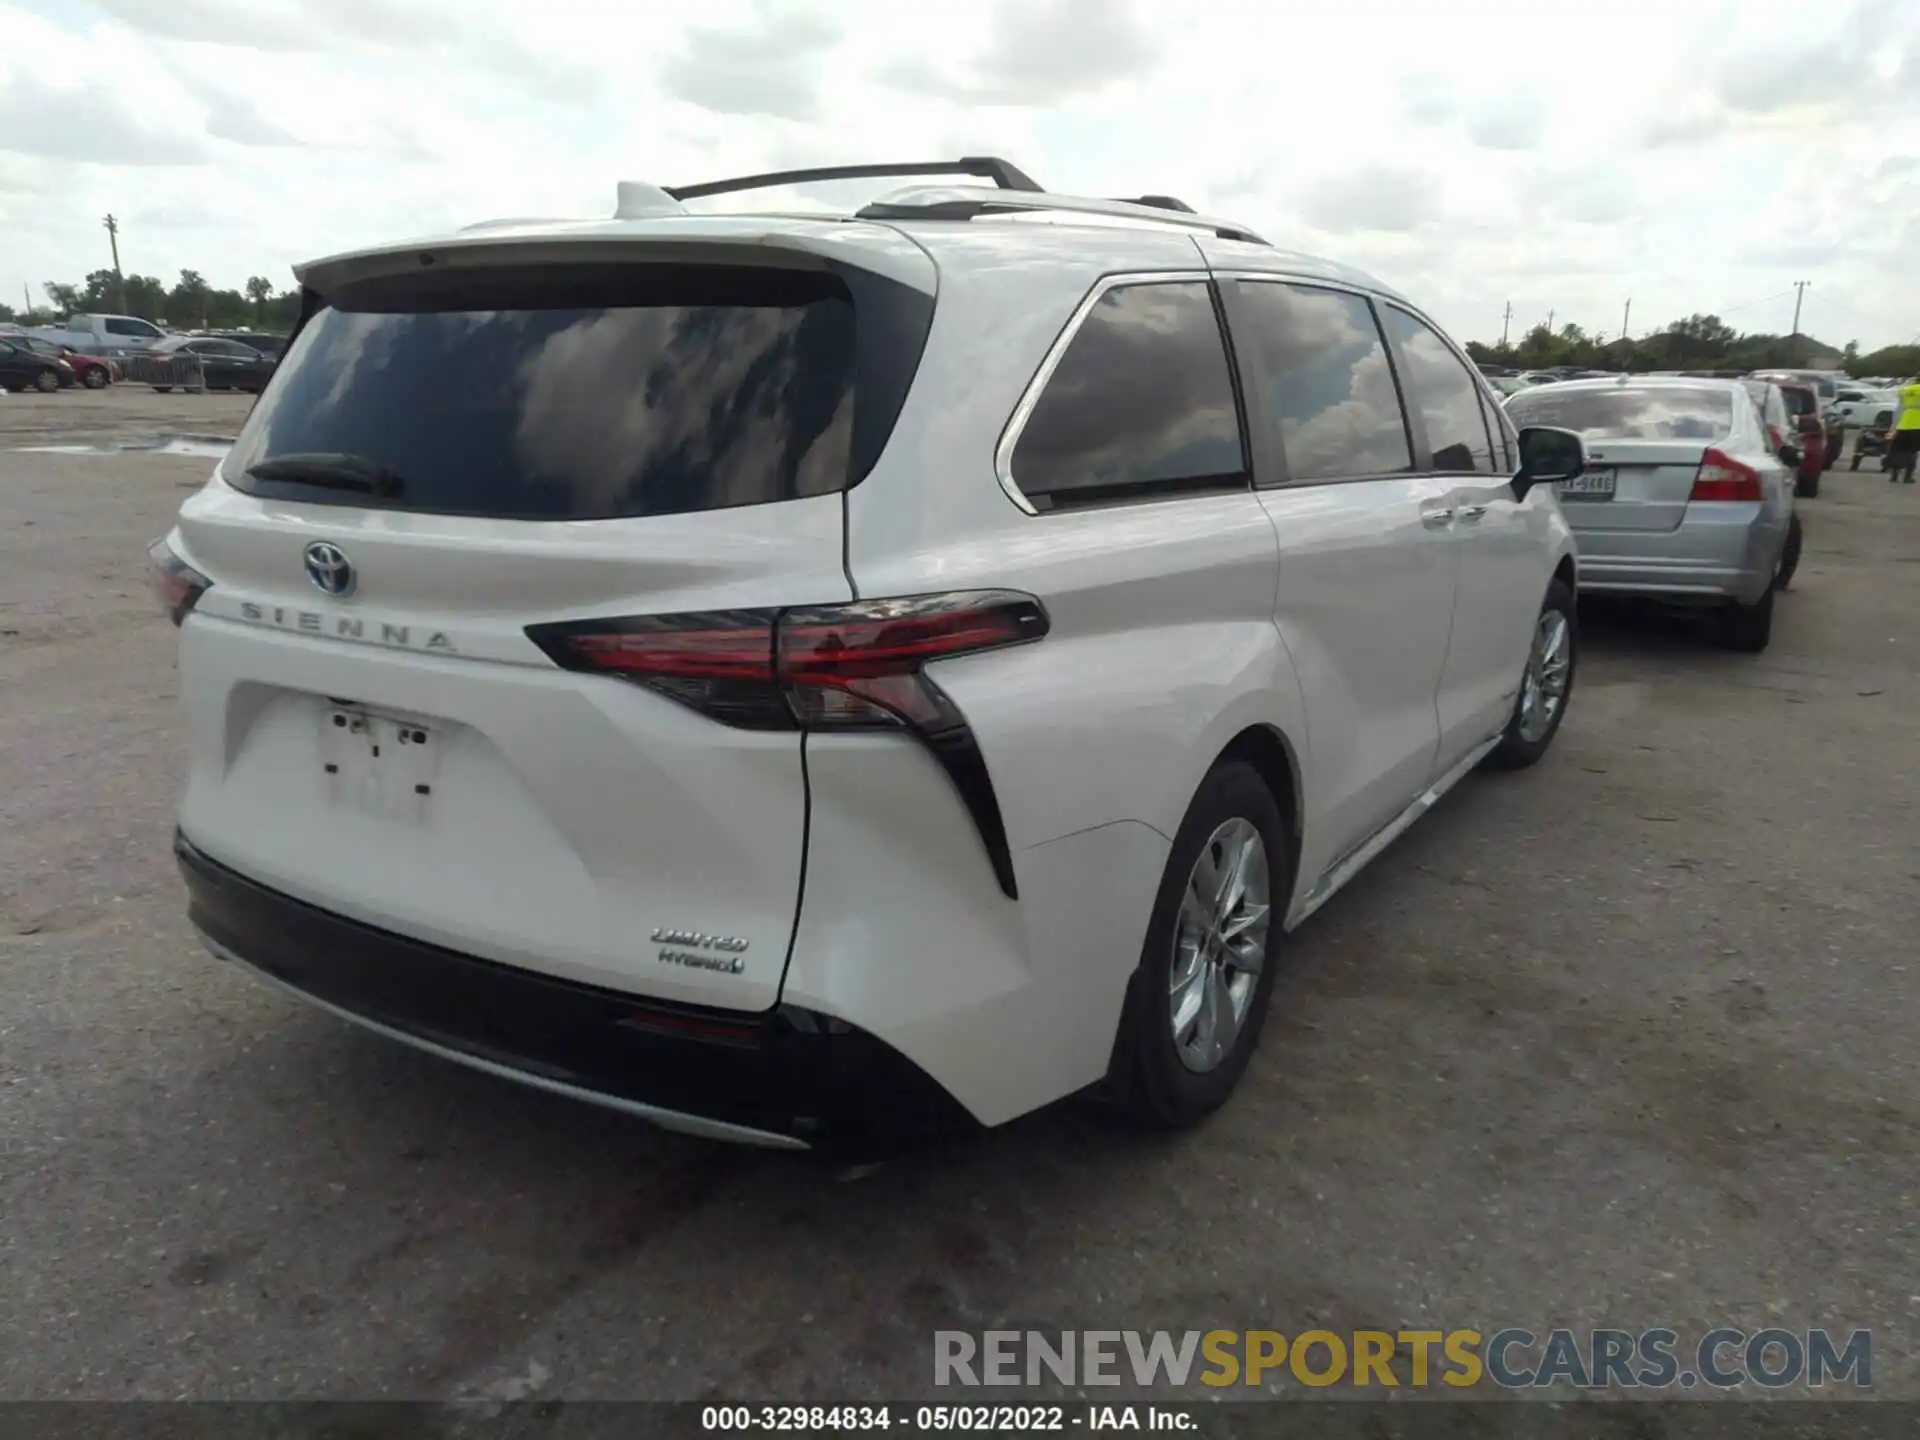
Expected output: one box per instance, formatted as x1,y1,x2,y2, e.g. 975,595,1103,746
1455,504,1488,523
1421,507,1455,529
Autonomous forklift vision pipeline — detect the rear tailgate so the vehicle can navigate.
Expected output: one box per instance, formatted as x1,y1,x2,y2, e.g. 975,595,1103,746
170,235,935,1012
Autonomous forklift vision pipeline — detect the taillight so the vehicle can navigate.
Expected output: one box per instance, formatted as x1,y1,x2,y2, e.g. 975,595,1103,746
1690,448,1764,503
551,613,785,728
527,591,1049,897
777,595,1046,728
147,536,212,625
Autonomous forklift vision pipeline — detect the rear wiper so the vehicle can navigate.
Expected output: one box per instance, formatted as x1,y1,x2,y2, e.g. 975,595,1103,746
244,453,405,497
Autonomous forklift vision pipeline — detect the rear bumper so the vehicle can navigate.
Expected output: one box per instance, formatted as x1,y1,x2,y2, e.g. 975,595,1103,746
176,831,978,1152
1572,506,1782,605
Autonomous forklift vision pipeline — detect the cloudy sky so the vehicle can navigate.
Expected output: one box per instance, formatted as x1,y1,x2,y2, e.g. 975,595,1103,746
3,0,1916,350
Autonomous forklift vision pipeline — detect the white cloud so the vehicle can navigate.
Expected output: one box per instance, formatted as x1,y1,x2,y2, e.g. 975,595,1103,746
661,3,843,122
879,0,1158,105
1297,166,1443,234
0,0,1913,351
1465,92,1548,152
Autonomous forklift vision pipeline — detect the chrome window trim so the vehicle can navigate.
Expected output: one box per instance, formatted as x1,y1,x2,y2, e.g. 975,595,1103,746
1376,297,1513,479
1211,267,1382,300
993,269,1216,516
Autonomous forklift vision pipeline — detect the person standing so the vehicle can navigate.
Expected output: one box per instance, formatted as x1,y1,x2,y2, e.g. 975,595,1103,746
1891,378,1920,484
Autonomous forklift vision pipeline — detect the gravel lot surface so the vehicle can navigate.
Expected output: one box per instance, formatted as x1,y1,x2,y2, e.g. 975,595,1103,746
2,388,1915,1405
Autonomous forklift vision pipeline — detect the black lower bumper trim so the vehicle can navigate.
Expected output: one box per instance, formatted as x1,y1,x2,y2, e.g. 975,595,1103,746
175,833,977,1150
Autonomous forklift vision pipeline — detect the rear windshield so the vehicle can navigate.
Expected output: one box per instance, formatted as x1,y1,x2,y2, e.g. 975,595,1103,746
222,266,868,521
1505,386,1734,440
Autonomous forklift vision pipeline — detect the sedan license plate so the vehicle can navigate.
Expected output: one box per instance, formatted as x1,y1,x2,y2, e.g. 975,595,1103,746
1557,468,1617,500
319,706,440,823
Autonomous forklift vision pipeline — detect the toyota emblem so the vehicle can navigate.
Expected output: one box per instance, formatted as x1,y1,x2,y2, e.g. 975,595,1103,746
303,541,356,597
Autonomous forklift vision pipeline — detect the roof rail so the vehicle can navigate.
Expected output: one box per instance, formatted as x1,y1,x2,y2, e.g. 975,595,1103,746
664,156,1042,203
855,185,1269,246
1119,195,1197,214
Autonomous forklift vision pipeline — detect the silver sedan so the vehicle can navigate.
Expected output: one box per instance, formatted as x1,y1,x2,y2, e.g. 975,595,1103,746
1503,376,1800,653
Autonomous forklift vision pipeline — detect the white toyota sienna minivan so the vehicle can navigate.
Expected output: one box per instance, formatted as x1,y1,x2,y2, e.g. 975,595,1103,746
153,159,1586,1151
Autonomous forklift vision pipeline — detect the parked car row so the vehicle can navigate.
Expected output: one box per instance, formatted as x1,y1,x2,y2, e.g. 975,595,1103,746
0,317,286,396
0,334,122,391
131,334,279,395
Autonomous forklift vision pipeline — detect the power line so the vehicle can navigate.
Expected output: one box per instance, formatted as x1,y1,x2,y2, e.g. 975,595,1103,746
1714,287,1798,319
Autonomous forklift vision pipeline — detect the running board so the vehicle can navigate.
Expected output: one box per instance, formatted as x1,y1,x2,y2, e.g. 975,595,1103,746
1290,735,1502,928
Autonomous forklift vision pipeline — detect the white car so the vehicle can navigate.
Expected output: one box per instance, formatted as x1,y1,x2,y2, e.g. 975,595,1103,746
152,158,1585,1150
1833,387,1898,429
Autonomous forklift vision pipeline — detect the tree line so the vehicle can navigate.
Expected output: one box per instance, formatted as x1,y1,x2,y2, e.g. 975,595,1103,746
2,269,302,333
1466,313,1920,380
4,270,1917,379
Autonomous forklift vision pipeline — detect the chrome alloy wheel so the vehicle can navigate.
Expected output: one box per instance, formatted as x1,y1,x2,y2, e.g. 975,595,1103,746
1169,818,1271,1073
1517,609,1572,744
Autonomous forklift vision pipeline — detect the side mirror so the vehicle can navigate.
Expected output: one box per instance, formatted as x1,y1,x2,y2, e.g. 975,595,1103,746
1778,443,1802,467
1513,425,1587,498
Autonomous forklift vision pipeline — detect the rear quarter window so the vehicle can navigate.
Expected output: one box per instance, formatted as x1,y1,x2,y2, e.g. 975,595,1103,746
1506,386,1735,441
1009,280,1246,510
221,265,897,522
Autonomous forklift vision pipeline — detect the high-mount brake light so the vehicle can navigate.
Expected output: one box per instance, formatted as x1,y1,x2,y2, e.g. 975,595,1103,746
147,536,212,626
527,592,1049,898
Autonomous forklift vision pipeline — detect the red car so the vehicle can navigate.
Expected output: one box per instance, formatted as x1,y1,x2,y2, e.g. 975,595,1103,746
1773,381,1826,497
16,335,119,388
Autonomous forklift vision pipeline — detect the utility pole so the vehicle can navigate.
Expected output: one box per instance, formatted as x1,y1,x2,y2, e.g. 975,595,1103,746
1501,302,1513,349
1790,280,1809,337
103,214,126,313
1621,298,1631,344
1547,308,1555,332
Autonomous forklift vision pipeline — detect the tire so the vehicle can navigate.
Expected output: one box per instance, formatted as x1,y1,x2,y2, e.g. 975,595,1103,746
1109,760,1289,1129
1486,576,1578,771
1717,587,1774,653
153,387,173,394
33,368,59,393
1774,513,1802,592
81,367,107,389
